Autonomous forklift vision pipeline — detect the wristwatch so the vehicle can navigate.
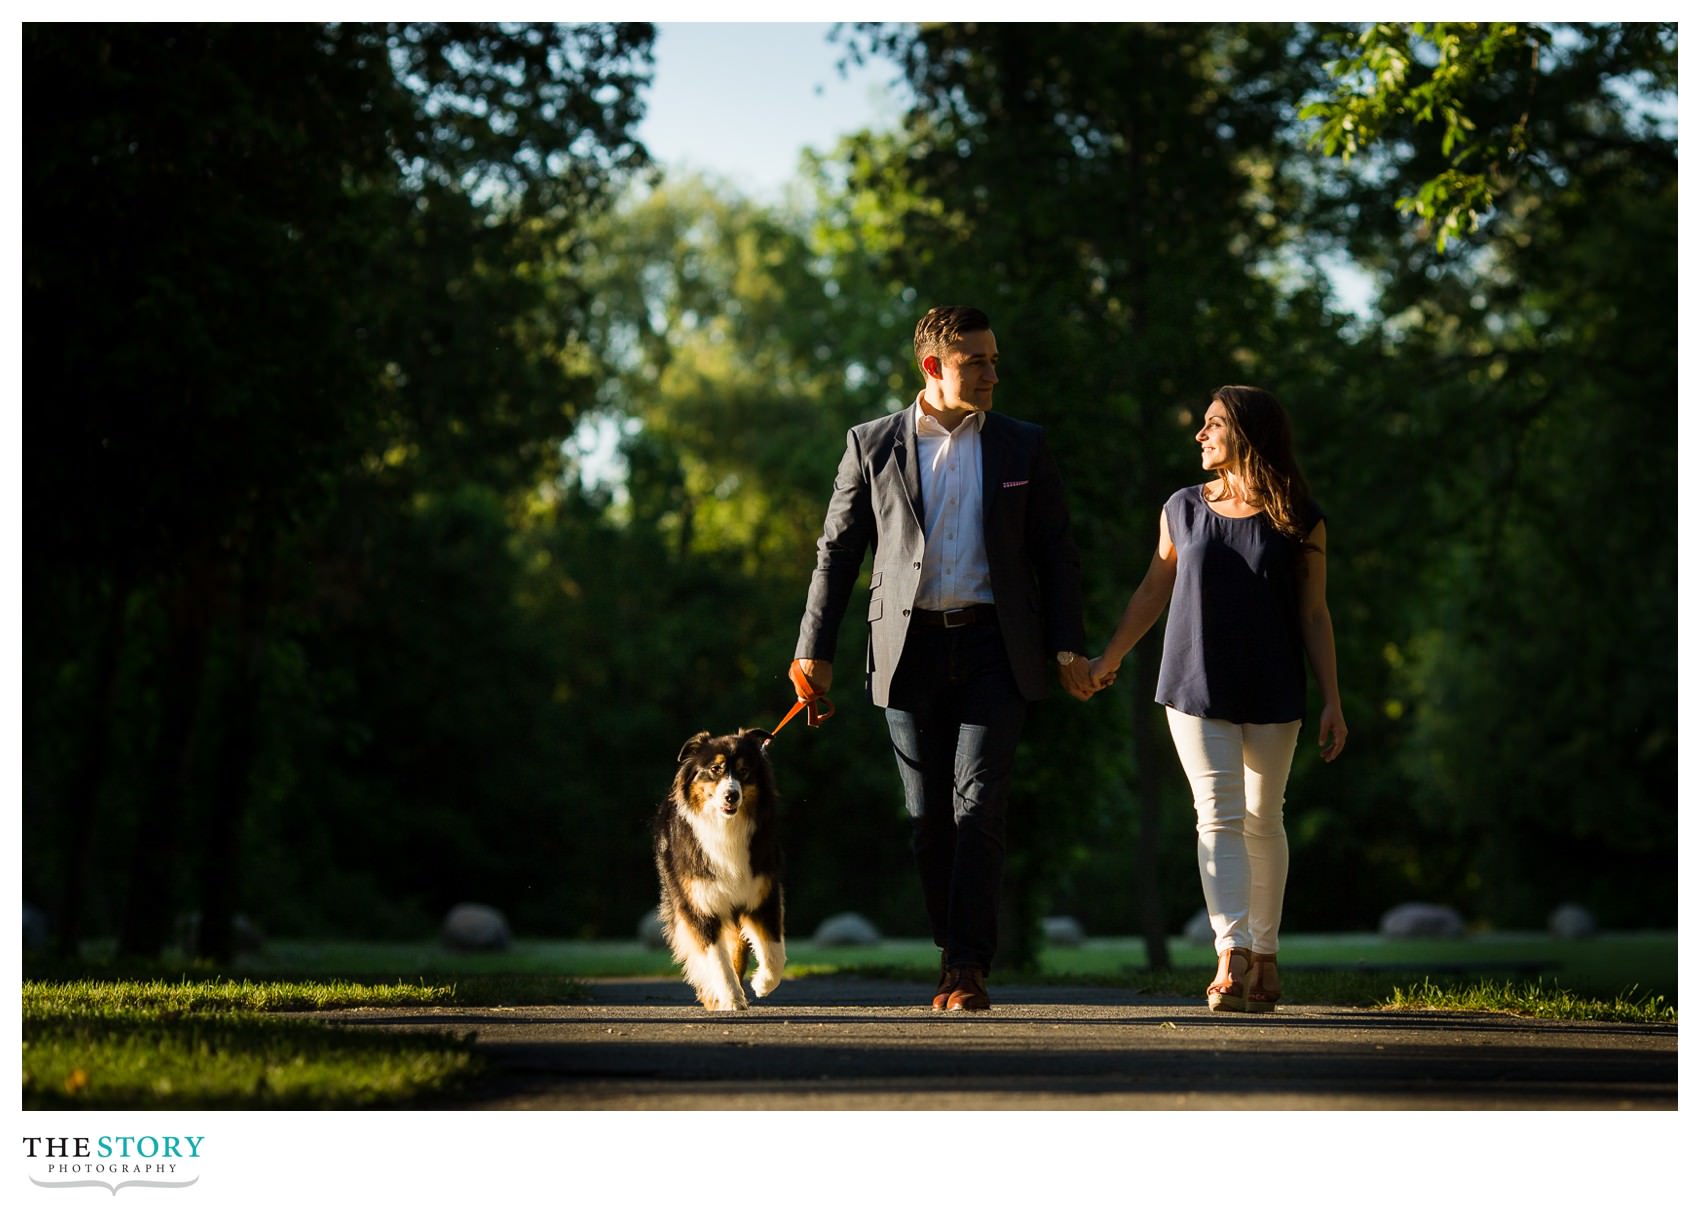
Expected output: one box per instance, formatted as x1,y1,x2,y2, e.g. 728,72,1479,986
1056,651,1079,667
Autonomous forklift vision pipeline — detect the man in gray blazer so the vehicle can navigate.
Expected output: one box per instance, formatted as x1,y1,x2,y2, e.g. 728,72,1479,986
793,305,1095,1011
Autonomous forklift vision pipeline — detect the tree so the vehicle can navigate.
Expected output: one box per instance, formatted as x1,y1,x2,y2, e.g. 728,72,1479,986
1300,21,1677,924
24,22,654,957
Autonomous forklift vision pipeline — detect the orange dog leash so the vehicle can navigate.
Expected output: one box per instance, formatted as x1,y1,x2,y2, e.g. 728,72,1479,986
770,659,835,739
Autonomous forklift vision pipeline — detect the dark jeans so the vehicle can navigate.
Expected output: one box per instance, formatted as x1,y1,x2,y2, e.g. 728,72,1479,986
884,620,1028,973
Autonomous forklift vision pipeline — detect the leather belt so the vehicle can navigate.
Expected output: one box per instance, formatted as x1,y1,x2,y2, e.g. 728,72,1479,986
911,604,998,628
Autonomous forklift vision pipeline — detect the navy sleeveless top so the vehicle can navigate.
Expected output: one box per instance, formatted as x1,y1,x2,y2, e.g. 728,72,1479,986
1155,484,1323,724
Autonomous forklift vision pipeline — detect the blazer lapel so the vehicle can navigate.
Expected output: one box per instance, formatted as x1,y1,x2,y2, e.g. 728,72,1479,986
893,407,924,530
979,412,1008,528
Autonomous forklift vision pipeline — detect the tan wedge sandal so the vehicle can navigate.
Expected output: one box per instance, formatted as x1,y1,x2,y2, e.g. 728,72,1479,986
1206,947,1251,1012
1246,952,1281,1013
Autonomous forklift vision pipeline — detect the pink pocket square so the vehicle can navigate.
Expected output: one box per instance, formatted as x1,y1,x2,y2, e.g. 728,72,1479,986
1002,479,1029,488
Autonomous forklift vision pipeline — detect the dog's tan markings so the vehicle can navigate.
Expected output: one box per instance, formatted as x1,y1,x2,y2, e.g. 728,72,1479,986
680,875,719,919
739,904,786,998
667,904,744,1010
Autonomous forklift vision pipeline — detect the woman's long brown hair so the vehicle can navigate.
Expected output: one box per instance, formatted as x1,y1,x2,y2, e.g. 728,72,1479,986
1207,385,1318,557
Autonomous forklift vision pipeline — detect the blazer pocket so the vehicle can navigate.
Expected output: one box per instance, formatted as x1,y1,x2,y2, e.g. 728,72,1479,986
868,597,883,622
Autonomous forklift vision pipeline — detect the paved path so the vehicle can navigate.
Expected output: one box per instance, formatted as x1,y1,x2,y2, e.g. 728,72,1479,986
306,974,1677,1110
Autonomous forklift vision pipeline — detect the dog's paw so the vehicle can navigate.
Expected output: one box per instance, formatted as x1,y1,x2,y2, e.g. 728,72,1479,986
704,986,749,1011
750,967,783,998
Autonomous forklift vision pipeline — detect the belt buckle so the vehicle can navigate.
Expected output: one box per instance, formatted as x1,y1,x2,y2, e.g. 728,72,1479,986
941,607,972,628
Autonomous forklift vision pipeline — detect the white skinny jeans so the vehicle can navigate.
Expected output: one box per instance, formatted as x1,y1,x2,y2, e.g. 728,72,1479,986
1165,708,1302,956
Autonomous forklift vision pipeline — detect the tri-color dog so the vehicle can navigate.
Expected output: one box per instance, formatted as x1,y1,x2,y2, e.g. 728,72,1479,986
653,728,785,1011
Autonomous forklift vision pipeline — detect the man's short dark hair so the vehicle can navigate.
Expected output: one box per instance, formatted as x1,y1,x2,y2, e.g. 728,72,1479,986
914,306,991,370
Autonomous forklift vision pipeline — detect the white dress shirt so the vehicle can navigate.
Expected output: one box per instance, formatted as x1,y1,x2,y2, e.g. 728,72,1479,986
912,398,993,609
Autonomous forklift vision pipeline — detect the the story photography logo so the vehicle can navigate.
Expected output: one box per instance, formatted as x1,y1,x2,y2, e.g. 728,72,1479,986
22,1130,204,1196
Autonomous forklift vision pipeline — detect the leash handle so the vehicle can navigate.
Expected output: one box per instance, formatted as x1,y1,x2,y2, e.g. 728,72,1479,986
771,659,835,738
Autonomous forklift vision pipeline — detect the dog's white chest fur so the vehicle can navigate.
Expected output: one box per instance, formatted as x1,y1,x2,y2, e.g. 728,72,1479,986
683,777,765,914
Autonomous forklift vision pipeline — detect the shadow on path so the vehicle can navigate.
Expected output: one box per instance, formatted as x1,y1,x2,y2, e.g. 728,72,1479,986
306,974,1678,1111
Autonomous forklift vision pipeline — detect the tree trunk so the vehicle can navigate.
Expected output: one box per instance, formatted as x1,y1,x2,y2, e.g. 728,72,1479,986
1115,65,1172,972
56,572,131,957
197,538,272,963
116,567,213,960
1132,643,1171,970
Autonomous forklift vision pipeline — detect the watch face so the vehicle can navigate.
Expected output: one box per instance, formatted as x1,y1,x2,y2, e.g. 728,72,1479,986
1057,652,1074,665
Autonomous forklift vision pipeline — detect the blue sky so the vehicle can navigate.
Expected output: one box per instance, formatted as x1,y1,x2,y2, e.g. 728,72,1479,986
636,22,908,200
635,22,1375,315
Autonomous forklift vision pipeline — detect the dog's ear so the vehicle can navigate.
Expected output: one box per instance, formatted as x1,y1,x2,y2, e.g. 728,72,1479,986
677,730,712,764
739,727,774,752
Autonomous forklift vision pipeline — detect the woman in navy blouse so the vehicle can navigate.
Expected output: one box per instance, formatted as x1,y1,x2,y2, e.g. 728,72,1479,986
1089,386,1346,1012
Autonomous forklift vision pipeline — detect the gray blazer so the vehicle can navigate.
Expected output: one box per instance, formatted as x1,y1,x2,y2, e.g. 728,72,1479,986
795,407,1086,706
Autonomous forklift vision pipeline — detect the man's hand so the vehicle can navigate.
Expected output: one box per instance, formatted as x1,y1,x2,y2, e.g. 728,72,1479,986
1058,656,1096,701
793,658,832,698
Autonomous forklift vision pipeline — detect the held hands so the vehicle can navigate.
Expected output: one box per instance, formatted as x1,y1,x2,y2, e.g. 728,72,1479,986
1059,653,1120,701
1058,656,1096,701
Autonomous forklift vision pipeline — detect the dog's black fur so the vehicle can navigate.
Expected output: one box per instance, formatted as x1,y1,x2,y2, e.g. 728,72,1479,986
653,728,785,1011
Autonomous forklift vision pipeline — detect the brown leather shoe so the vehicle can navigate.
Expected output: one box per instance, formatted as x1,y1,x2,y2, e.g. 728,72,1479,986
944,966,990,1012
931,953,954,1010
1206,947,1251,1012
1246,951,1280,1012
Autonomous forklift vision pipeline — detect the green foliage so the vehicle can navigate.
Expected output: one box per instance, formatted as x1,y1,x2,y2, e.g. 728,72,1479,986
564,174,929,939
1295,20,1677,926
24,22,657,954
1302,22,1546,249
1302,21,1676,251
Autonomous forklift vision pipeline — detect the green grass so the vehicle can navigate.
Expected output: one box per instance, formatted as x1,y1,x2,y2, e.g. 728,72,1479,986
1039,932,1679,1022
24,976,464,1012
21,978,476,1110
20,974,589,1111
23,930,1675,1109
1380,976,1676,1024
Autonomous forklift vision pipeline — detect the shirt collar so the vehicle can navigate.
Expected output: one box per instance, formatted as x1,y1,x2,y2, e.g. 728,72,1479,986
912,395,987,437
